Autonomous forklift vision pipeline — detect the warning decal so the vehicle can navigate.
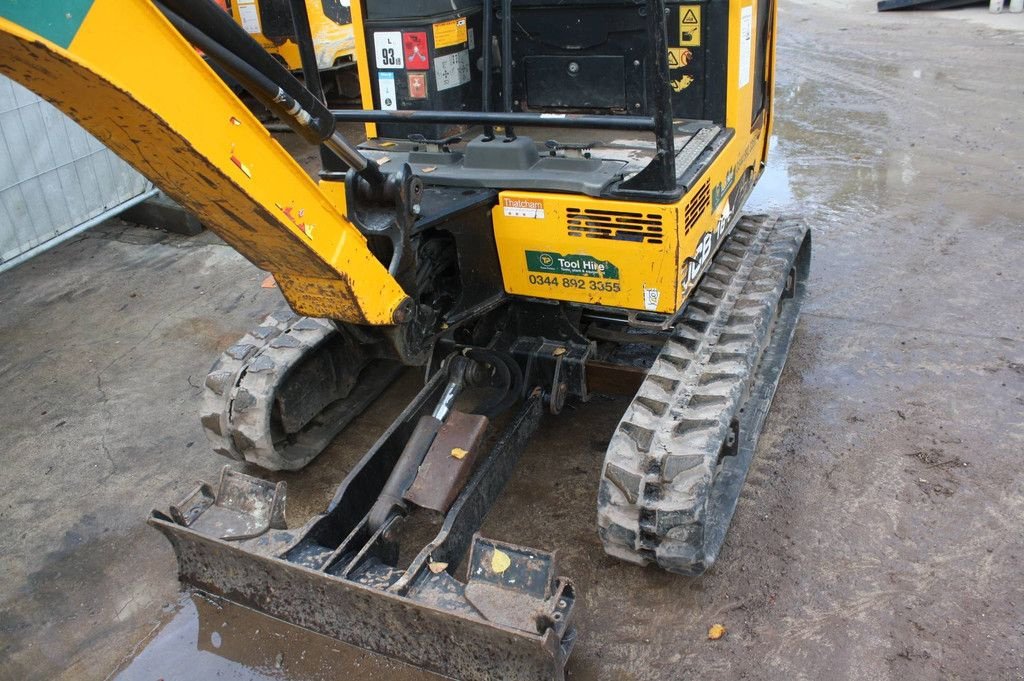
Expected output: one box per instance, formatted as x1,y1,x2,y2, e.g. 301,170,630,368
408,72,428,99
667,47,693,69
378,72,397,111
403,32,430,70
433,17,468,49
237,1,261,34
679,6,701,47
434,50,471,91
738,6,753,88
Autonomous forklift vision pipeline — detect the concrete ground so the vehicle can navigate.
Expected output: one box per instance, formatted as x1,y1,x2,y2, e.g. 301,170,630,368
2,1,1023,679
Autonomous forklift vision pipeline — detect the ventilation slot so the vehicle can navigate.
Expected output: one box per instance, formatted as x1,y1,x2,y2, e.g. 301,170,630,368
684,181,711,233
566,208,663,244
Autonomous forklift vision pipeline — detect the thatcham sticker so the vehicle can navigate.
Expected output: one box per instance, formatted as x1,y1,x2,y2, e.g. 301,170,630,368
526,251,620,279
503,197,545,219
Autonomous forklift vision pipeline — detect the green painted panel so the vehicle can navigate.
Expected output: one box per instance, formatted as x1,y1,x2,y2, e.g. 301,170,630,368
0,0,96,49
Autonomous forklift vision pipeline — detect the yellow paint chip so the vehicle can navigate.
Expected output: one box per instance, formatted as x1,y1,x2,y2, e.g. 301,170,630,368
420,166,437,173
708,624,726,640
491,548,511,574
428,561,449,574
450,447,468,460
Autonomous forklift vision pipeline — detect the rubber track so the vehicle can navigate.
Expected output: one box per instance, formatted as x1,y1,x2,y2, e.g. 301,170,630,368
597,214,809,575
200,310,400,471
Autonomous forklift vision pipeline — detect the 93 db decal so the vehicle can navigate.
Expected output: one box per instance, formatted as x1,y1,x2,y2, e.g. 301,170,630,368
373,32,404,69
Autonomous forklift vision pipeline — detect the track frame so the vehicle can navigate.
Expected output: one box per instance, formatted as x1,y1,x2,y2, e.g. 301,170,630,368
598,214,811,574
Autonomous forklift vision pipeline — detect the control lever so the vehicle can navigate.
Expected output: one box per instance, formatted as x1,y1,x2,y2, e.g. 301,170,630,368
544,139,595,158
408,133,463,153
366,357,470,532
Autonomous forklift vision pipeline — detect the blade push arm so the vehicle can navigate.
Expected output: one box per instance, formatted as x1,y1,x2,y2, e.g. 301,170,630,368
0,0,409,325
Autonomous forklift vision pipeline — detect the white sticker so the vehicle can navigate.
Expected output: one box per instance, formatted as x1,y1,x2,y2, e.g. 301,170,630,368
374,31,404,69
502,197,545,219
434,50,471,91
237,2,261,34
378,72,397,111
738,6,753,89
468,27,475,51
643,286,661,311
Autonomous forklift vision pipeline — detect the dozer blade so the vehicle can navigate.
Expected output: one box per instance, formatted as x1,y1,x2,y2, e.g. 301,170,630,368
598,214,811,575
152,386,577,681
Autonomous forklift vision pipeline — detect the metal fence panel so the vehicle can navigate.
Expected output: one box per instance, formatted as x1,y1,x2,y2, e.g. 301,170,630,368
0,75,153,270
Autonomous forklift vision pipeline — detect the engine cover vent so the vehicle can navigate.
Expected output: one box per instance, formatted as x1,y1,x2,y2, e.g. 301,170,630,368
566,208,663,244
684,181,711,233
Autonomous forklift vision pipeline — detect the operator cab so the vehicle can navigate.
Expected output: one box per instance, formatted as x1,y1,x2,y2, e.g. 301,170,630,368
340,0,774,202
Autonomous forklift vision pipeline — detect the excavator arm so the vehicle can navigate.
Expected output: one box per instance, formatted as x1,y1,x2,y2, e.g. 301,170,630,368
0,0,408,325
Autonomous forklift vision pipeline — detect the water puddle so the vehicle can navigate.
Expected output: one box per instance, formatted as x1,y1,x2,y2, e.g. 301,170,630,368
113,592,446,681
747,137,797,212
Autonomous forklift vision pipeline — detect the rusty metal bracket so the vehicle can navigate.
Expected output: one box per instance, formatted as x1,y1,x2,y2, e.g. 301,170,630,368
169,466,286,542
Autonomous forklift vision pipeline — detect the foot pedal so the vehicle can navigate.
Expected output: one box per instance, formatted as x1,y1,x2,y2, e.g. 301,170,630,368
464,535,575,637
168,466,286,541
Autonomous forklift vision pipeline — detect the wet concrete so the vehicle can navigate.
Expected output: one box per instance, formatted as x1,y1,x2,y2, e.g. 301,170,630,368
2,1,1023,679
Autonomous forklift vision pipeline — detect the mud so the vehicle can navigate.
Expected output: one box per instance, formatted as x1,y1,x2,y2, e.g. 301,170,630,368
2,1,1023,680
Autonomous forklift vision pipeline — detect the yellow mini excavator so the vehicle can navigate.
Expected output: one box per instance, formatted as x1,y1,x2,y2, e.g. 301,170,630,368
0,1,809,678
223,0,355,73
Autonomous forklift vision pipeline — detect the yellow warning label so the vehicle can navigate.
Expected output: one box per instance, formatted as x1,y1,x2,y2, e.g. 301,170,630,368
667,47,694,69
679,6,701,47
433,17,468,49
672,75,694,92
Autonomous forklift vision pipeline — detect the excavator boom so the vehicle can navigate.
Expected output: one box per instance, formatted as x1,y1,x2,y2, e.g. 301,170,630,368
0,0,406,324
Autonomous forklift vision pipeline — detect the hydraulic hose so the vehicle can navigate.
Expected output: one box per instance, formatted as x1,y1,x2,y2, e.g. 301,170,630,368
481,0,494,140
287,0,326,104
155,0,383,186
500,0,515,140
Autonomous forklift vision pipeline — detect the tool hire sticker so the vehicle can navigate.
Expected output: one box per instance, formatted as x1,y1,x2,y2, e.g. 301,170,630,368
525,252,622,292
527,251,620,279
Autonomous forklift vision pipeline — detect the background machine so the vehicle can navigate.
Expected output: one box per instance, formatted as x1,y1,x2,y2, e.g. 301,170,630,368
0,0,809,678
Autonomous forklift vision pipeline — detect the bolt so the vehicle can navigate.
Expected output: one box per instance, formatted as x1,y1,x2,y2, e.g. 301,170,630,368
392,300,414,324
568,61,580,74
634,60,641,67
